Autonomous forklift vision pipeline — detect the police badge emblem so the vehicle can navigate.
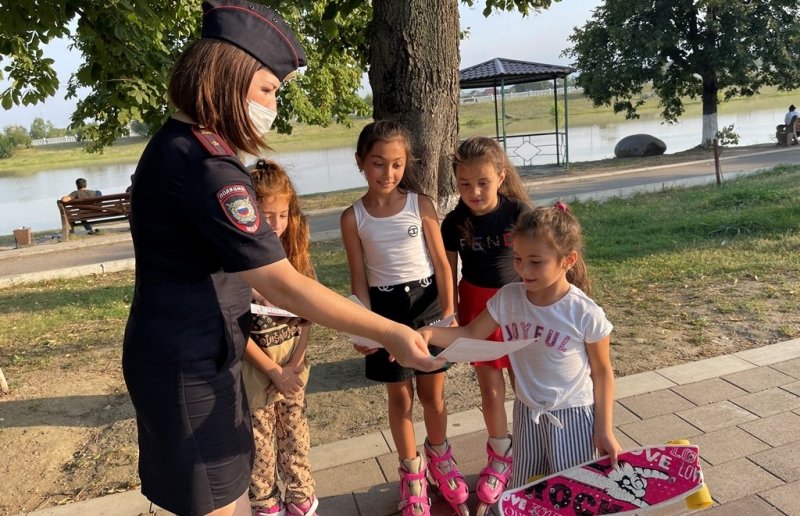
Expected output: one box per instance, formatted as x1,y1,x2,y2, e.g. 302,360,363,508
217,184,261,233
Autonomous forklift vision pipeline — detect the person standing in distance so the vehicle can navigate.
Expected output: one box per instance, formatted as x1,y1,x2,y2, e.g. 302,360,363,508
784,104,799,144
122,3,443,516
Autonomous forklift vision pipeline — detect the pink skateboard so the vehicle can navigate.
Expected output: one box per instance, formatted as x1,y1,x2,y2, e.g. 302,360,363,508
499,444,704,515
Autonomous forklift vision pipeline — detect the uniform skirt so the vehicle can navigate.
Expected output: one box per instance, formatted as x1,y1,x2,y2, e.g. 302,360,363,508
123,355,254,515
458,279,511,369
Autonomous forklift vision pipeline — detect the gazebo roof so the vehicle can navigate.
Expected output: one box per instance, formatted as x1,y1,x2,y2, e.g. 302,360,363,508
460,57,575,89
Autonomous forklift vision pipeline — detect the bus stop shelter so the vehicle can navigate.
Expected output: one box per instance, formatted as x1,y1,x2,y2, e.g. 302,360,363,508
459,57,576,168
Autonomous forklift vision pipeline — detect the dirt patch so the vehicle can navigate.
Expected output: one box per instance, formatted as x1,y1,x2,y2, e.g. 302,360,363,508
1,276,797,514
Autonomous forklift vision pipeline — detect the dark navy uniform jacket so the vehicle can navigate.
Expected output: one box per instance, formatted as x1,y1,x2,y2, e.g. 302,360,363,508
125,118,284,364
121,117,285,515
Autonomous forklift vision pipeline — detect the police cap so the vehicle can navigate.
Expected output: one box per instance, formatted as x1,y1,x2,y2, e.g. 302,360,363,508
201,0,307,81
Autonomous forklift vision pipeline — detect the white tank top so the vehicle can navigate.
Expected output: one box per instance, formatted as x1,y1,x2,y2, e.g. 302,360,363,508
353,192,435,287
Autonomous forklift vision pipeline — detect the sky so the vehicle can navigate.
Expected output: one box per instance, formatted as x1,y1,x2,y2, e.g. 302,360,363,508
0,0,600,129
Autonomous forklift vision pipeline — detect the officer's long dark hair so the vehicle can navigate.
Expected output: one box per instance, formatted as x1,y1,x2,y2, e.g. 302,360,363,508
250,160,315,279
169,38,264,156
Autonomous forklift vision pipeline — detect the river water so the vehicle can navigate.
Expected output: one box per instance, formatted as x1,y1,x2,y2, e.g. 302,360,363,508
0,107,786,235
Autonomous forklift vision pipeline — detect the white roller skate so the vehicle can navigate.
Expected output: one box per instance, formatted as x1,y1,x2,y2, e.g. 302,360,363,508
423,439,469,516
475,437,512,516
398,454,431,516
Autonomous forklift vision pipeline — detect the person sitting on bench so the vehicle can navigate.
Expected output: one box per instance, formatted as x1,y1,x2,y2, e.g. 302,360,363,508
784,105,799,145
61,178,102,234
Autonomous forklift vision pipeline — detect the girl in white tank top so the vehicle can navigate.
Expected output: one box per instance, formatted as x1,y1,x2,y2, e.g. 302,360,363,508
340,121,469,516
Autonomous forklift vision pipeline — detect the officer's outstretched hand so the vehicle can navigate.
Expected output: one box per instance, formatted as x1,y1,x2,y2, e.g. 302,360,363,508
383,323,446,372
266,364,304,397
352,343,379,356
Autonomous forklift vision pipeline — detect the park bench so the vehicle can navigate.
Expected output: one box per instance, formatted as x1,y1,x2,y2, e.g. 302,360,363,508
776,118,799,146
57,192,131,240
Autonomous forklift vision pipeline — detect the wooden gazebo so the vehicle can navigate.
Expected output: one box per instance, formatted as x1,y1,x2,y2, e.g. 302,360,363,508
460,58,576,168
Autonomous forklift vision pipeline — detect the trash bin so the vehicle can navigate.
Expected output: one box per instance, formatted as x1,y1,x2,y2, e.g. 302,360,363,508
13,227,33,248
776,125,788,146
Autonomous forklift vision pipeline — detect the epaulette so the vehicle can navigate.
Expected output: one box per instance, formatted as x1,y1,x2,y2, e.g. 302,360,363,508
192,125,235,157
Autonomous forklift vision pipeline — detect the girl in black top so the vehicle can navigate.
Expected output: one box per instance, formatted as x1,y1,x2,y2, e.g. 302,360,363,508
440,136,531,513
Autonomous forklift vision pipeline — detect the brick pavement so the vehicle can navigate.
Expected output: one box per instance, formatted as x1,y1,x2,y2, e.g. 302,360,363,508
22,339,800,516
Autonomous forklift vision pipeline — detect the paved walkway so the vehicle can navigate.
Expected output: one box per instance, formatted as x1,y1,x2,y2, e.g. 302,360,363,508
20,339,800,515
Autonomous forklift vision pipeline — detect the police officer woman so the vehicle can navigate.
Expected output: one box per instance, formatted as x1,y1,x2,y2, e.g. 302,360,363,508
122,2,443,515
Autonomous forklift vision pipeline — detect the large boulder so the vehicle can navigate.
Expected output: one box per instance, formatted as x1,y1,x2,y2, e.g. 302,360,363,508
614,134,667,158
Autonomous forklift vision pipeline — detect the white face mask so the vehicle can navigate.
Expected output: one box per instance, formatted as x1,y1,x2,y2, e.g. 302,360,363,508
247,99,277,136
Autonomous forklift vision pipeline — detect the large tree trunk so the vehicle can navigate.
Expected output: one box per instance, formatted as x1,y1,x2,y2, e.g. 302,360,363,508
701,76,719,147
369,0,460,214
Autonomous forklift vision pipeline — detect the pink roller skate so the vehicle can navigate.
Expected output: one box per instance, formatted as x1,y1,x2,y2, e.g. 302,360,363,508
254,501,285,516
423,439,469,516
475,439,513,516
398,455,431,516
286,494,319,515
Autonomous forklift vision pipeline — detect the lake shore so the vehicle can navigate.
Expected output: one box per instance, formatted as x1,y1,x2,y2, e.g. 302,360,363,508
0,140,779,244
3,85,799,177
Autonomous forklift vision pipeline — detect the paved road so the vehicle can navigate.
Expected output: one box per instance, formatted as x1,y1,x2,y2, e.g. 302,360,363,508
2,146,798,281
0,239,135,277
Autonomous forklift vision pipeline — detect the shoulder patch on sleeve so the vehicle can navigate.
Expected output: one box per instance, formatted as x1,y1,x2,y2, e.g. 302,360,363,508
192,125,235,156
217,184,261,234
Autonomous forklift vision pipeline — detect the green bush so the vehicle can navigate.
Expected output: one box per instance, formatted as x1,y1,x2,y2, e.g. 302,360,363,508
0,135,14,159
4,125,31,148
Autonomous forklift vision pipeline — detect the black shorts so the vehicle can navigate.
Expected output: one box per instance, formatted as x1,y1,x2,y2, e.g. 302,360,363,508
365,276,449,383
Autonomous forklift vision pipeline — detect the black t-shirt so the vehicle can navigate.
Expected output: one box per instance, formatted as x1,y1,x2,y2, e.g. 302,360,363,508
123,118,286,365
441,195,529,288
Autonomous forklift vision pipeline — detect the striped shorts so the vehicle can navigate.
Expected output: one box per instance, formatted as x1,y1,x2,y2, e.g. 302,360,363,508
511,400,597,487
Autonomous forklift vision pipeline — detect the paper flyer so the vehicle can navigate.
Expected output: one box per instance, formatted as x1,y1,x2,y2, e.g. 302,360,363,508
250,303,298,318
347,295,455,349
436,337,536,363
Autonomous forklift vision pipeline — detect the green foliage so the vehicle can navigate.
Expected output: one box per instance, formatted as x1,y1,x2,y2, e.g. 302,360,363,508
0,0,557,152
715,124,740,147
462,0,555,16
0,0,374,150
515,81,553,92
29,117,51,139
46,126,68,138
65,1,199,152
0,135,13,158
3,125,31,148
565,0,800,127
